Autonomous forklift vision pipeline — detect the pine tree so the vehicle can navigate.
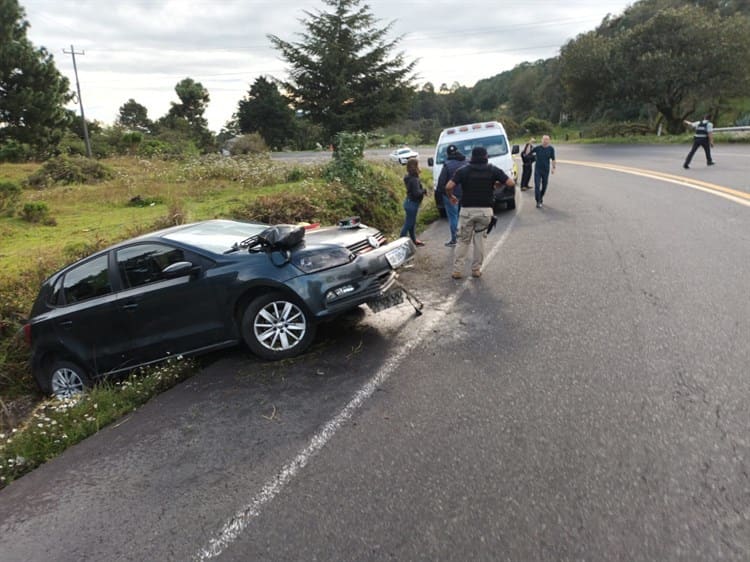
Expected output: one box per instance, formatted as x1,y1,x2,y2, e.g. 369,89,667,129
236,77,296,150
0,0,72,159
269,0,415,141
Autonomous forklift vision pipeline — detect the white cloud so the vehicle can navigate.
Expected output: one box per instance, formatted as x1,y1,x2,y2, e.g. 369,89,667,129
21,0,633,131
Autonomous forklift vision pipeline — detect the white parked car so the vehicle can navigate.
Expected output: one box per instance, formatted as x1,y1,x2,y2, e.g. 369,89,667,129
389,147,419,165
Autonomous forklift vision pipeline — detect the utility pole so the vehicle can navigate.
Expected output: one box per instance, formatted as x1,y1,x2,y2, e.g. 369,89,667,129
63,45,92,158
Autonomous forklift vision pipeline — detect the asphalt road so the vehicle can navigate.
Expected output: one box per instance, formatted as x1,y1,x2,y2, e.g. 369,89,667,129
1,144,749,561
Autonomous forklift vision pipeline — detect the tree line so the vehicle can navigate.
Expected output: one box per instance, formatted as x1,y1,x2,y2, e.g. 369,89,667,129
2,0,750,163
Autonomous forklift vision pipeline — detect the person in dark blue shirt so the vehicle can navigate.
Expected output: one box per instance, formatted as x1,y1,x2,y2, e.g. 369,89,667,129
436,144,466,246
531,135,556,208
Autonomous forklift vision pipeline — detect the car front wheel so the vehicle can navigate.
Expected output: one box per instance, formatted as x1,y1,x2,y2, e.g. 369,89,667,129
241,292,316,360
42,359,91,400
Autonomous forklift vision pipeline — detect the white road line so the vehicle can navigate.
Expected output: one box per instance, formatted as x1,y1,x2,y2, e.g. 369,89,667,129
194,199,522,561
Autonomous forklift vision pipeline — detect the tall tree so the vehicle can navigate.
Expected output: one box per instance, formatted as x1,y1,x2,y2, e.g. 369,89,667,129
0,0,72,158
116,98,152,133
159,78,214,150
236,76,296,150
269,0,416,140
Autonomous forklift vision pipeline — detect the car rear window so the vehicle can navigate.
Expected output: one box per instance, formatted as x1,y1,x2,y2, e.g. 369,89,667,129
62,255,112,305
436,134,509,164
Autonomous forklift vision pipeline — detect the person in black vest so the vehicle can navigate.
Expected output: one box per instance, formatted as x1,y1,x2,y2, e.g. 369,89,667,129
445,146,514,279
683,114,715,169
436,144,466,246
520,137,535,191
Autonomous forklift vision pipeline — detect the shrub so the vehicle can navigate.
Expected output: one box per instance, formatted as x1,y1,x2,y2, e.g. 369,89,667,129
497,115,522,139
26,155,113,188
585,121,653,138
0,182,22,217
521,116,555,135
228,133,268,155
180,154,287,187
0,141,32,163
20,202,55,225
137,139,170,158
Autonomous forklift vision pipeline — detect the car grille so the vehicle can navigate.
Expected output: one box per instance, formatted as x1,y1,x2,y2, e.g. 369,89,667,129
347,231,386,255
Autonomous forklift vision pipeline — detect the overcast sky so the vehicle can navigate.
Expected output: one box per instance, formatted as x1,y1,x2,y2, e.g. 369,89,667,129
22,0,634,132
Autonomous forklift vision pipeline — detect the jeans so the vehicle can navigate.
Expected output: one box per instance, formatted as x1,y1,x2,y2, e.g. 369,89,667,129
442,194,460,242
400,198,421,242
534,167,550,202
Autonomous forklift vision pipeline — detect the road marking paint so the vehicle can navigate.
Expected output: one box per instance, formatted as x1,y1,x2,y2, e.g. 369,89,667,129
559,160,750,208
194,200,522,560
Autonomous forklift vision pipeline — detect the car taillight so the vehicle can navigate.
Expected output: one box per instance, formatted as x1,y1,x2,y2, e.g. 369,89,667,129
23,323,31,346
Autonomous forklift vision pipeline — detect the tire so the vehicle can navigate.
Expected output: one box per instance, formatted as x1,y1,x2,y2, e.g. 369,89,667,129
40,359,91,400
241,292,316,360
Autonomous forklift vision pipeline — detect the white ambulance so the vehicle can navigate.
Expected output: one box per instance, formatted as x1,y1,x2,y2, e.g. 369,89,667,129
427,121,519,215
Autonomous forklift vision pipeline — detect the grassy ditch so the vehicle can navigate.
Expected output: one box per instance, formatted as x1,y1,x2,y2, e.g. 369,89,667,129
0,359,195,488
0,152,434,486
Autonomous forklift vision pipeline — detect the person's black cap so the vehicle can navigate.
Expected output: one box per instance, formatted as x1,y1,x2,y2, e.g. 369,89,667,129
447,144,459,156
470,146,488,163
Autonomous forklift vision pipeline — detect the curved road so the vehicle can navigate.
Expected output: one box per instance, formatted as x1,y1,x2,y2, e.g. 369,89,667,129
1,144,748,561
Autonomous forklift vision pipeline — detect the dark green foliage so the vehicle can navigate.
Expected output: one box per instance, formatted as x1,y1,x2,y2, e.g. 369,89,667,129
236,77,297,150
0,0,73,158
0,181,21,216
116,99,152,133
269,0,416,141
584,121,653,137
26,155,114,188
0,140,31,163
20,201,54,224
158,78,215,152
521,117,555,135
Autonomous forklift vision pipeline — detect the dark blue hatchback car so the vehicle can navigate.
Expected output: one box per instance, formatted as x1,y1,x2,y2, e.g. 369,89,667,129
24,219,416,399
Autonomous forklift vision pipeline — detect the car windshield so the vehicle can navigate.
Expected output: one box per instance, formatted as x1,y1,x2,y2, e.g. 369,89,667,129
435,135,508,164
163,220,268,254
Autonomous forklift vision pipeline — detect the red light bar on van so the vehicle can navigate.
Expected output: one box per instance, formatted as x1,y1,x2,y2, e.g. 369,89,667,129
446,129,455,134
472,124,482,129
458,126,469,132
485,122,495,128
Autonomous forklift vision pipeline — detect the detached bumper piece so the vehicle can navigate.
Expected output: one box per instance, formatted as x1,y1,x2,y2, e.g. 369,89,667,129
367,288,405,313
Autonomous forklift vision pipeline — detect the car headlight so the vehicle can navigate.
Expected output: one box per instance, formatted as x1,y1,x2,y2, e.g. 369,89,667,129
385,242,410,269
292,247,354,273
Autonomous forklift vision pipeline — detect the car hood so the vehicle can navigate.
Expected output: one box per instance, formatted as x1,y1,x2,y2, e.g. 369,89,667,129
301,225,386,254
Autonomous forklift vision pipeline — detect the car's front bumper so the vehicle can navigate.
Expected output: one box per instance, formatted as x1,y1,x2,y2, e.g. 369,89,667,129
286,237,416,319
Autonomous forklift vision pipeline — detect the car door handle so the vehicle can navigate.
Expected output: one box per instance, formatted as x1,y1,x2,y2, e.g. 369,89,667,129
122,302,139,310
58,320,73,328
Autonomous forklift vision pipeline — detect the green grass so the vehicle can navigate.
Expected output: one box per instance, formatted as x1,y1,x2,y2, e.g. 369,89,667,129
0,358,196,488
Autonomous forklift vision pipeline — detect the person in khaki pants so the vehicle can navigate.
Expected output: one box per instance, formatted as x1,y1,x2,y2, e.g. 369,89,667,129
445,146,514,279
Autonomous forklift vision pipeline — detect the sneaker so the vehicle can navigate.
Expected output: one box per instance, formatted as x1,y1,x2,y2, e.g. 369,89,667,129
471,269,482,278
415,240,425,246
708,161,715,166
451,271,463,279
683,164,690,169
536,202,541,208
445,240,457,247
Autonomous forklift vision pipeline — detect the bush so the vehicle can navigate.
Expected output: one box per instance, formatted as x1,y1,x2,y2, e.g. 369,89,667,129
584,121,653,138
20,202,55,225
0,141,32,163
521,116,555,135
497,115,522,139
0,182,22,217
180,154,288,187
228,133,268,155
26,155,113,188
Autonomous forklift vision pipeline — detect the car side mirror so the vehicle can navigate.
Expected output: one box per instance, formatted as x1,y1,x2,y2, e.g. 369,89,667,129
427,157,434,166
162,261,197,279
511,145,520,155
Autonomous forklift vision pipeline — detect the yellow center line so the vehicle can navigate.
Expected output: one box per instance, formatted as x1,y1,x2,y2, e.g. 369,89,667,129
557,159,750,207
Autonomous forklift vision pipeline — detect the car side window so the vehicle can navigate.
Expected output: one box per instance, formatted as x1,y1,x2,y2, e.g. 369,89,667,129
62,255,112,304
116,243,185,288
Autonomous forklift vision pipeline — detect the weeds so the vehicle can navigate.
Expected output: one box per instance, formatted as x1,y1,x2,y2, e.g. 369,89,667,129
0,358,196,488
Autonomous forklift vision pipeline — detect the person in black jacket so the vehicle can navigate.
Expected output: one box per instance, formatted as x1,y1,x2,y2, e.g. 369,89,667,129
520,137,535,191
445,146,514,278
436,144,466,246
399,158,426,246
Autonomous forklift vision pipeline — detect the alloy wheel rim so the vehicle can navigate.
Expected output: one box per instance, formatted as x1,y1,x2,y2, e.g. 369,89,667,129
51,367,84,399
254,301,307,351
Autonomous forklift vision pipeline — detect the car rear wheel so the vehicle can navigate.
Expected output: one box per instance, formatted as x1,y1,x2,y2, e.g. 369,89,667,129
42,359,91,400
241,292,316,360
